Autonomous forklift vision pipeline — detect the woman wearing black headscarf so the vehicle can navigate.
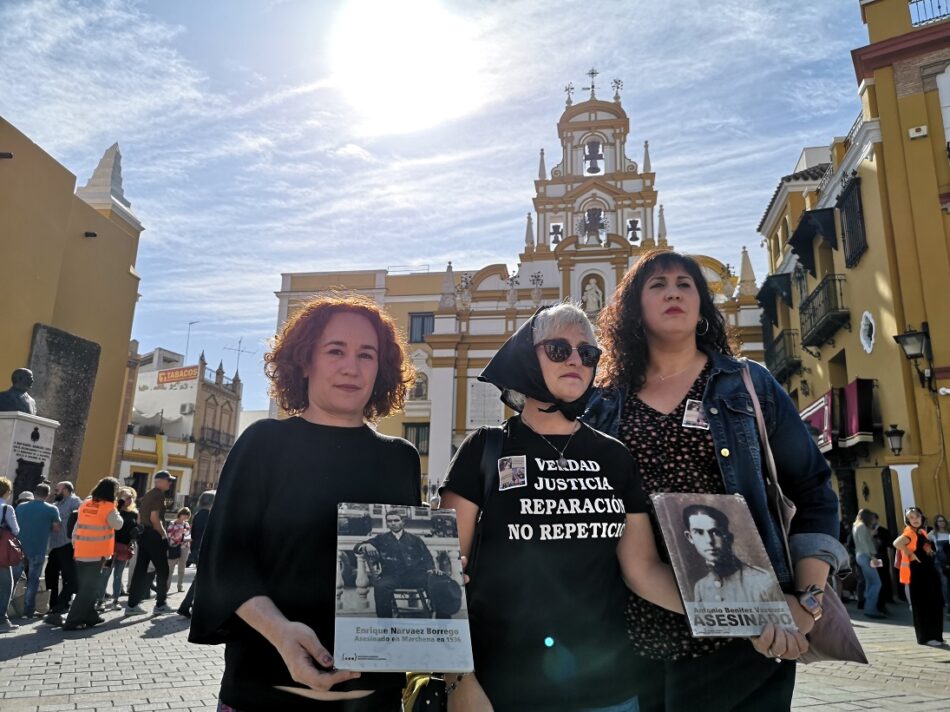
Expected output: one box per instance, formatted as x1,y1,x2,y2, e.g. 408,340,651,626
439,303,684,712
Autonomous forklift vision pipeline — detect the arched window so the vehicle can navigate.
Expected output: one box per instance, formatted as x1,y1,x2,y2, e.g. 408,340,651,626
410,373,428,401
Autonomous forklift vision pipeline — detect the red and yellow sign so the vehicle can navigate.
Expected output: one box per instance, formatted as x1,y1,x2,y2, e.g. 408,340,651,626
157,366,199,384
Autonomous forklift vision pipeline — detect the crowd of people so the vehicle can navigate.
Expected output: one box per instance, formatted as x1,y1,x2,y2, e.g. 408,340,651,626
2,249,947,711
0,471,214,633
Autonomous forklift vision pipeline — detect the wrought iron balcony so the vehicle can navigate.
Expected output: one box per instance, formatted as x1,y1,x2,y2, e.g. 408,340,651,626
800,275,850,347
200,426,235,449
909,0,950,26
765,330,802,383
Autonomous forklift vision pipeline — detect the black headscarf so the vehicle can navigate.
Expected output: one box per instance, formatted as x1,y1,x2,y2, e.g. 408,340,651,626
478,306,595,421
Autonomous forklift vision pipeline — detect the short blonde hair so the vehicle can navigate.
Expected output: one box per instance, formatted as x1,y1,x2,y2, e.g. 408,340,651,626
0,477,11,499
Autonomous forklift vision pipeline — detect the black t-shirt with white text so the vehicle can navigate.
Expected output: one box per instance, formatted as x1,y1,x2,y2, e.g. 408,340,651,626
440,417,649,711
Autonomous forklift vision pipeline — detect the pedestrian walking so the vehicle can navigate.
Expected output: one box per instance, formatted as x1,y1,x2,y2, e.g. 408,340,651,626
853,509,885,619
166,507,191,593
178,489,214,618
12,483,61,619
62,477,123,631
895,507,946,646
44,480,81,623
0,476,22,633
190,294,421,710
927,514,950,616
125,471,175,616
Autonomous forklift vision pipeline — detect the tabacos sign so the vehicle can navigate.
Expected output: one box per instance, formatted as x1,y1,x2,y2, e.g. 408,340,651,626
157,366,199,384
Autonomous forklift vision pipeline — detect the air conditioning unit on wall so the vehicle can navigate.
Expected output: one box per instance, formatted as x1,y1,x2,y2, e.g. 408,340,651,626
180,403,195,415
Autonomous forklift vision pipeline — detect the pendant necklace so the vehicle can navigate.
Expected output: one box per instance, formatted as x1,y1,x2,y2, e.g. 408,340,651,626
524,419,579,468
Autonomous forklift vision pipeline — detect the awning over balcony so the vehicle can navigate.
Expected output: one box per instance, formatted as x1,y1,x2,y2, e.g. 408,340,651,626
756,273,793,327
838,378,875,449
800,390,835,453
789,208,837,276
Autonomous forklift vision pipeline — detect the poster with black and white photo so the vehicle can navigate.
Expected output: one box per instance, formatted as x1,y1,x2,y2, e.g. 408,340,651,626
651,493,795,637
333,503,474,672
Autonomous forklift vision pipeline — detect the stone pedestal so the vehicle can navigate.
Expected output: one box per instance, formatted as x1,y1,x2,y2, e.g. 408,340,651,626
0,411,60,497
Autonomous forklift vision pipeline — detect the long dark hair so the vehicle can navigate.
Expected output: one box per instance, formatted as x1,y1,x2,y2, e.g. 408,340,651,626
597,250,731,392
90,477,119,503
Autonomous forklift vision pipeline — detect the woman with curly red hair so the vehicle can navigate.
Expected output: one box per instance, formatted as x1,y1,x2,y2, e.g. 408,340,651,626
190,293,420,712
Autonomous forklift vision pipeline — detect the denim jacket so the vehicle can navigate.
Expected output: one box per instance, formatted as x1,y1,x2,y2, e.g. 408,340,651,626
582,351,849,587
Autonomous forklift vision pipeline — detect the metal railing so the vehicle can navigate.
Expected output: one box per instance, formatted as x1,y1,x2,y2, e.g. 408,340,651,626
200,426,235,448
800,275,849,347
764,330,801,382
816,164,834,196
844,111,864,149
909,0,950,26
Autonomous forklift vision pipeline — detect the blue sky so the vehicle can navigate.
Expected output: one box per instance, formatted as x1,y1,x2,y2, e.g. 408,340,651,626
1,0,871,410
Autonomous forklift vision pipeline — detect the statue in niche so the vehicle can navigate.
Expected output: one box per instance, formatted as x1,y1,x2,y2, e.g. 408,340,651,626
582,278,604,314
0,368,37,415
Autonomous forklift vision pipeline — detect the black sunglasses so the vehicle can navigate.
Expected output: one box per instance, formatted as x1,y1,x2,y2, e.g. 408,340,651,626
536,339,602,367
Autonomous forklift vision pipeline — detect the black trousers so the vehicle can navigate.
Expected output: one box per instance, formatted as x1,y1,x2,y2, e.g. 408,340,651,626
637,639,796,712
128,530,169,607
64,560,104,627
373,570,428,618
46,544,77,613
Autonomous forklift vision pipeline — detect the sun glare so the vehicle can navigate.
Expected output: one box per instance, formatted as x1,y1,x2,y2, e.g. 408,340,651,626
329,0,490,136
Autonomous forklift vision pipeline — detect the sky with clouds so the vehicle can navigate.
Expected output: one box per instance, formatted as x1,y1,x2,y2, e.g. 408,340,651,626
1,0,872,410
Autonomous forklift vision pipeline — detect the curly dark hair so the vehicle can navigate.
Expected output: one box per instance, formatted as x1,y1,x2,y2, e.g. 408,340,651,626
89,477,119,502
597,250,732,392
264,292,413,421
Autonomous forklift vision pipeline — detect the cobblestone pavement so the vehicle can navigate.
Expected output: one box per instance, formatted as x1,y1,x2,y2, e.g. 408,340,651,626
2,576,949,711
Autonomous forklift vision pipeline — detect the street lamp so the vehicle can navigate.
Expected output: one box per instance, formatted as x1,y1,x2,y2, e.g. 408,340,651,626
893,322,935,392
885,424,905,456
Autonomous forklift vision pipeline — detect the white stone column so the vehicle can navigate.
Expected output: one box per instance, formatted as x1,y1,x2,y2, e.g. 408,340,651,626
427,366,456,495
891,464,918,510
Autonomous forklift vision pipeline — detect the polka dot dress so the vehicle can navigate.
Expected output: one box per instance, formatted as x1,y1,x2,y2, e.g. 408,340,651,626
618,361,732,660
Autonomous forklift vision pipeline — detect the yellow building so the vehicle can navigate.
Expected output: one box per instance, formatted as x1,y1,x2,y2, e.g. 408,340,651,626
756,0,950,533
275,79,762,498
0,118,143,496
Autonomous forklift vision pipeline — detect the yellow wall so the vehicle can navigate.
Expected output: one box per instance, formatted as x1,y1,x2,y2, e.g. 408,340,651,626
0,118,142,494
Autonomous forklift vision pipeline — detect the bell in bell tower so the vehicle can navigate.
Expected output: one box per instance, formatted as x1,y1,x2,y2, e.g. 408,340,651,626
532,68,659,251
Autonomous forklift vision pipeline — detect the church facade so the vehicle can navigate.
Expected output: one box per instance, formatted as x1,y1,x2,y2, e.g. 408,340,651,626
274,80,763,497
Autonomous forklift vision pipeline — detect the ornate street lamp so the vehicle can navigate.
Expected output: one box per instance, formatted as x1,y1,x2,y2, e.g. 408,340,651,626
893,322,935,392
885,424,905,456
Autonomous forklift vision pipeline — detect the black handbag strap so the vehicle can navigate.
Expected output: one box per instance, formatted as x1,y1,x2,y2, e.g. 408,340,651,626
467,426,505,576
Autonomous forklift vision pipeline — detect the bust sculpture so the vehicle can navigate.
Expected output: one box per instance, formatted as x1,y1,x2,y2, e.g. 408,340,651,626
0,368,38,415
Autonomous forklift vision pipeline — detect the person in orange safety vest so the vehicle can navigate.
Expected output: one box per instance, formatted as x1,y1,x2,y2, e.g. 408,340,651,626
60,477,123,631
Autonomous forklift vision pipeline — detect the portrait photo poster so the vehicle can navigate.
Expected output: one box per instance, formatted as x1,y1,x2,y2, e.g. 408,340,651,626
333,503,474,672
651,492,796,637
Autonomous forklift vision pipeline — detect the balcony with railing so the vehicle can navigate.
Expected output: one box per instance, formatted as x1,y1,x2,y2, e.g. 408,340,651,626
765,330,802,383
800,275,850,347
909,0,950,26
200,426,235,449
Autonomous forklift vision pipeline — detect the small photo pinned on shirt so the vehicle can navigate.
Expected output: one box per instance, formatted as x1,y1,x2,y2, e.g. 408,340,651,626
498,455,528,491
681,398,710,430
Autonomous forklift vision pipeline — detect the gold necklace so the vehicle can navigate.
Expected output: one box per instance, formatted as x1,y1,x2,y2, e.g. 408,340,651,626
653,364,693,382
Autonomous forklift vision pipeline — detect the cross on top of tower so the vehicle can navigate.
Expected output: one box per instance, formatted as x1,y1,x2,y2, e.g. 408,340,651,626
583,68,599,99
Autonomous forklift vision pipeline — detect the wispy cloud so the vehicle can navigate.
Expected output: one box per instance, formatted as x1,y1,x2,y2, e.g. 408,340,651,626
1,0,871,408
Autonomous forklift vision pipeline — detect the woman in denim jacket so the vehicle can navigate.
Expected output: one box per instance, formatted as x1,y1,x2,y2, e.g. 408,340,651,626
582,250,848,712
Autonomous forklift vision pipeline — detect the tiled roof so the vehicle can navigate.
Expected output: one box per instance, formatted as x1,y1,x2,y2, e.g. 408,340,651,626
757,163,831,233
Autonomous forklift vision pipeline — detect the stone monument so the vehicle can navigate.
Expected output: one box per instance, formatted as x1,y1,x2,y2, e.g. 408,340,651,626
0,368,60,497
